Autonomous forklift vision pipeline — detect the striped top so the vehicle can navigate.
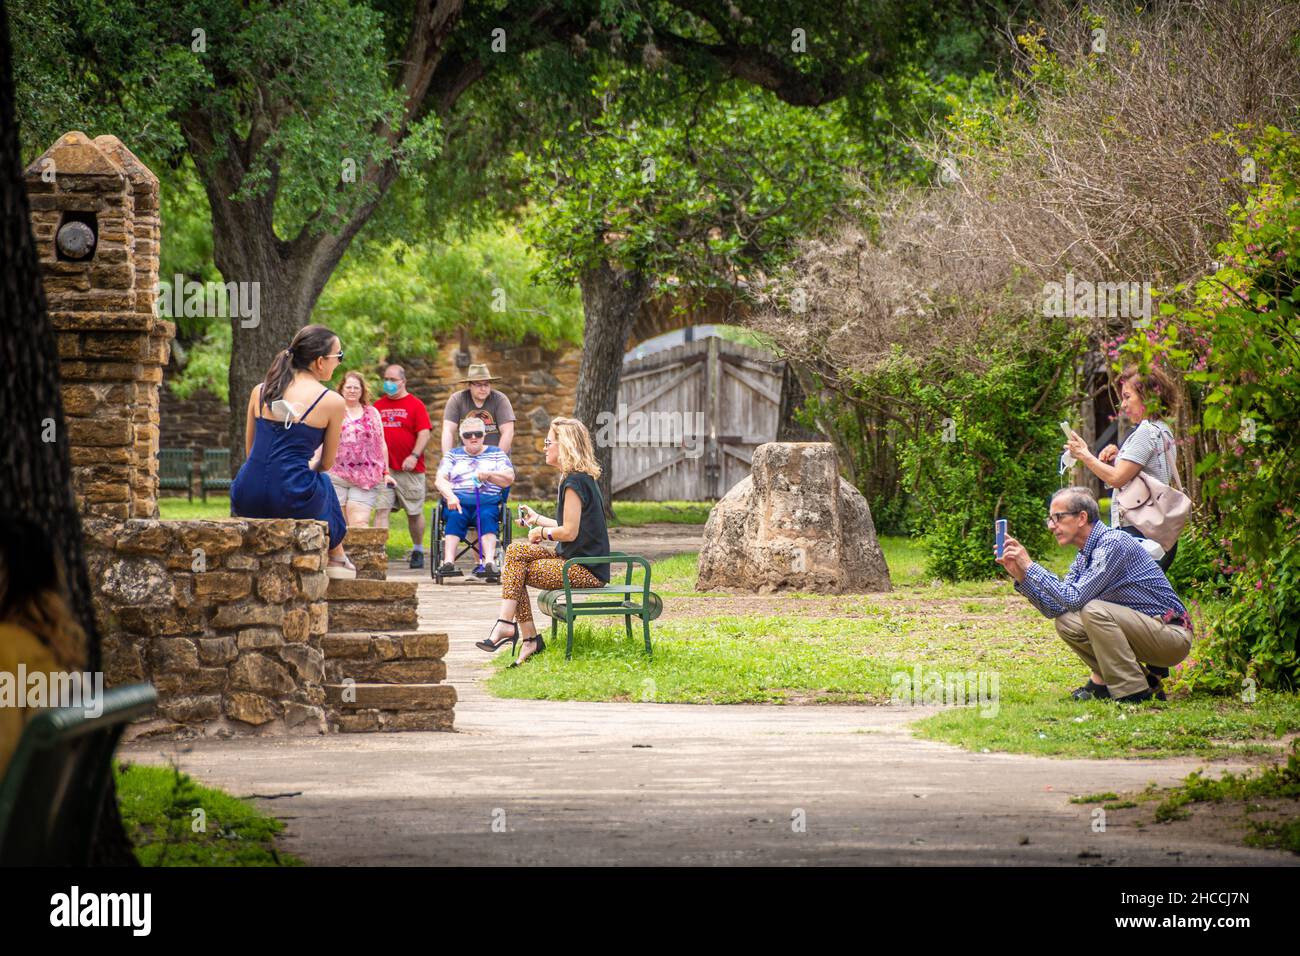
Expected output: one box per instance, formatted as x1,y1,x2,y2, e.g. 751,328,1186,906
436,445,513,501
1015,521,1189,625
1117,419,1176,486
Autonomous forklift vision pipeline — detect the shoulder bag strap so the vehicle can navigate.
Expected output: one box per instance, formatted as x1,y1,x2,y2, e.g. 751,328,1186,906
1158,422,1184,491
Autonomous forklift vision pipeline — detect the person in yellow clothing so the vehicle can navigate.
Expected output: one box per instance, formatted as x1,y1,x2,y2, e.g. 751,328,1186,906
0,518,86,781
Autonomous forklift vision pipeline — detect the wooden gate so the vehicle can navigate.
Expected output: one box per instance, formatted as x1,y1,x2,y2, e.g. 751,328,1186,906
612,337,782,501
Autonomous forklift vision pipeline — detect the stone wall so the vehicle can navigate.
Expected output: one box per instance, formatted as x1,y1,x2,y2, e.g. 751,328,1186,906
157,385,227,489
25,131,172,519
159,333,581,499
85,517,332,738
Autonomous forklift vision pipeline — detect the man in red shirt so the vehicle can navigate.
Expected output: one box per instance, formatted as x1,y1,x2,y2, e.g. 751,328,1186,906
374,364,433,569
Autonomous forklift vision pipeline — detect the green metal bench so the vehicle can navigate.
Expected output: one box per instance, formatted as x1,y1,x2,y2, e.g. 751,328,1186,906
158,447,194,501
0,682,157,865
201,447,232,502
537,554,662,660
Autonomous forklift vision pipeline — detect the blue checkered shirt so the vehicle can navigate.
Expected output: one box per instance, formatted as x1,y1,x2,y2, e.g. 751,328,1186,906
1014,521,1189,625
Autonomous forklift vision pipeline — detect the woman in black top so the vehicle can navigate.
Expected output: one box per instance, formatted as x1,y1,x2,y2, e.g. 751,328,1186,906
477,417,611,665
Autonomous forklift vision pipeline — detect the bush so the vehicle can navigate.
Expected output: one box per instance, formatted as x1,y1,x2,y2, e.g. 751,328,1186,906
894,343,1067,581
1166,521,1232,600
1120,126,1300,689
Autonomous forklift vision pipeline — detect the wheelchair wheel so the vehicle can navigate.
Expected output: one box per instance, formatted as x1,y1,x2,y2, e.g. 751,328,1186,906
431,502,444,583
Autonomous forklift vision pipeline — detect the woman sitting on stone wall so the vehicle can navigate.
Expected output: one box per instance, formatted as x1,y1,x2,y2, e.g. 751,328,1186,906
476,417,610,666
0,517,86,778
324,370,387,528
230,324,355,579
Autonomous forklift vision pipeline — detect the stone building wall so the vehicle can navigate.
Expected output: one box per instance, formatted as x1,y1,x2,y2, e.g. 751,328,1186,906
159,334,582,499
24,131,172,519
157,385,228,481
84,517,332,738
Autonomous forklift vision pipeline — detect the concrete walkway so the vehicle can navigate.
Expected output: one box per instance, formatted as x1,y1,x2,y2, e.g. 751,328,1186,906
121,534,1296,866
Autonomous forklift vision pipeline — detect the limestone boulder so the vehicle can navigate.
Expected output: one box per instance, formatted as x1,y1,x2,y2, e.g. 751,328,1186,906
696,442,891,594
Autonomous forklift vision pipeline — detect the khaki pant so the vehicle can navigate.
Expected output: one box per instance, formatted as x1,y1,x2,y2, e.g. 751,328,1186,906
1054,600,1192,698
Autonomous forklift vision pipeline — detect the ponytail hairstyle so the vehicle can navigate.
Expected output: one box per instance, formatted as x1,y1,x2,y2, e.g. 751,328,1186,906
261,324,340,405
0,517,86,670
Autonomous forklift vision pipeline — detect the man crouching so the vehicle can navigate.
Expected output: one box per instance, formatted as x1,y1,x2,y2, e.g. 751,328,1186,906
996,487,1192,703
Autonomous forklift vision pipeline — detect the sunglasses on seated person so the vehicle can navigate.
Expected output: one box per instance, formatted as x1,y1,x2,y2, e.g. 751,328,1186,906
461,431,484,440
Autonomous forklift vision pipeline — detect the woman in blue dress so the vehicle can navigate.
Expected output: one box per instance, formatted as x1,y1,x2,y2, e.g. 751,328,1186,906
230,324,356,578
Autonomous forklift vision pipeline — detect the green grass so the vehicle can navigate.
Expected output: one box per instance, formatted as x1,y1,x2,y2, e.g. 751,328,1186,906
488,549,1300,760
159,496,712,558
1070,741,1300,852
116,761,301,866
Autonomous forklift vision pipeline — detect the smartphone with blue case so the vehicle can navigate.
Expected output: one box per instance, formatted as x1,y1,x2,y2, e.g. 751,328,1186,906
995,519,1007,558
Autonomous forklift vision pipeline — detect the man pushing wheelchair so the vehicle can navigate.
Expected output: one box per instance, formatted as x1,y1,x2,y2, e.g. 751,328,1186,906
433,416,514,581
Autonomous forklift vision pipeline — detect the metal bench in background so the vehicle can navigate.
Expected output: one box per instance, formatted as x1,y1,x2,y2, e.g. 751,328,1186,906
158,447,194,501
200,447,232,503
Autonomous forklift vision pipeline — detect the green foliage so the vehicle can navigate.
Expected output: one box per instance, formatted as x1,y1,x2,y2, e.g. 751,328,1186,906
521,71,863,292
169,320,232,401
65,0,439,238
169,221,582,400
839,336,1069,581
1165,522,1232,599
1117,126,1300,689
316,223,584,354
903,355,1066,581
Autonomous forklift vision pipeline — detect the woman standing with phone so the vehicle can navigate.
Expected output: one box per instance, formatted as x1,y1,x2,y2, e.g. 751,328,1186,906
1063,364,1183,572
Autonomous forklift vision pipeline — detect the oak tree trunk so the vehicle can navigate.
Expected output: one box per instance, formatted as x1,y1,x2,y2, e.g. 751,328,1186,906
0,0,136,865
573,260,650,517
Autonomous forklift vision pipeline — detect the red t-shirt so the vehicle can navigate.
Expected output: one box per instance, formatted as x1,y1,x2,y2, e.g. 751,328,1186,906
374,393,433,472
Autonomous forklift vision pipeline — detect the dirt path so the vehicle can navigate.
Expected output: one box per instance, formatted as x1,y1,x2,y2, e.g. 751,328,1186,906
120,527,1297,865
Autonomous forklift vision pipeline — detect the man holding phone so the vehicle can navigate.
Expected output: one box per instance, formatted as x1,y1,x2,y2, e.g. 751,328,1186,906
996,487,1192,703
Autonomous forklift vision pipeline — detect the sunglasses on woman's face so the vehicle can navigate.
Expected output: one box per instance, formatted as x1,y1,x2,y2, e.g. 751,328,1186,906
324,351,344,361
462,432,484,440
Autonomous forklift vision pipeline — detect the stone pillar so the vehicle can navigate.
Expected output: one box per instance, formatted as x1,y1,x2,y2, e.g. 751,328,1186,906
24,131,173,520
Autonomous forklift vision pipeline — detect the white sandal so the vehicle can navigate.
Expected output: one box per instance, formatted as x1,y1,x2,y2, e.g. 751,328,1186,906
325,557,357,579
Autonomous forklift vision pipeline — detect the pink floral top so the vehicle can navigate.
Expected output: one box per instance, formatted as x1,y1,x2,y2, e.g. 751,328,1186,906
330,405,386,489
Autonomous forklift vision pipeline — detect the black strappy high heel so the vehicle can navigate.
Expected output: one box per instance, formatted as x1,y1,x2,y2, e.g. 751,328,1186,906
476,619,519,654
509,633,545,667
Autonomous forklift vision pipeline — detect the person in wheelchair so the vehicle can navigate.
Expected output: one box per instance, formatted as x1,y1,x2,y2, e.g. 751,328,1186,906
433,417,514,578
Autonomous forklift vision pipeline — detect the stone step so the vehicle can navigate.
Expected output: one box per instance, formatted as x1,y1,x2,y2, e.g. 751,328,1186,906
325,578,418,632
324,682,456,732
326,578,416,601
327,658,447,684
326,602,418,632
325,682,456,711
343,527,389,580
320,631,448,660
